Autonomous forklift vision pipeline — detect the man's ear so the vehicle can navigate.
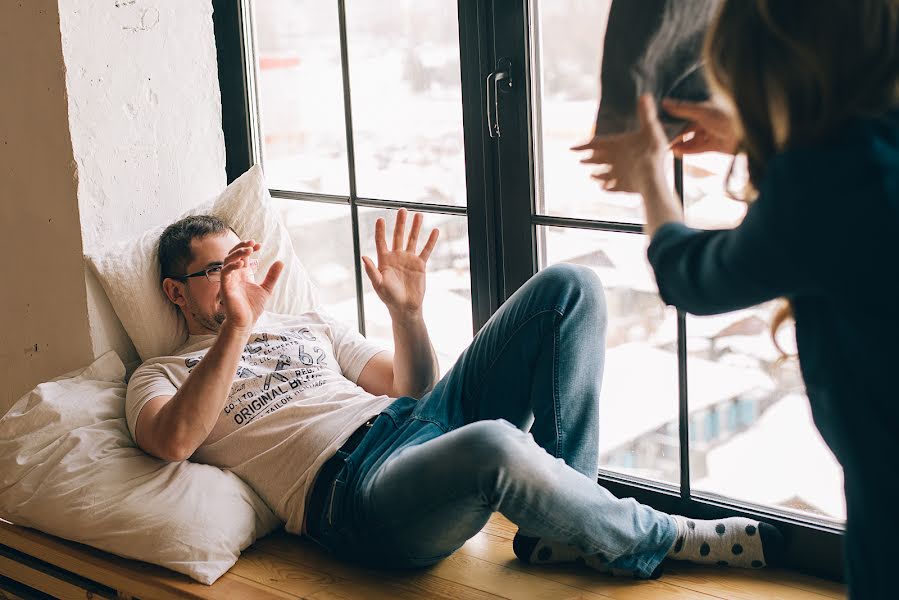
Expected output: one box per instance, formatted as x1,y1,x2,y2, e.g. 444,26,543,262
162,278,188,307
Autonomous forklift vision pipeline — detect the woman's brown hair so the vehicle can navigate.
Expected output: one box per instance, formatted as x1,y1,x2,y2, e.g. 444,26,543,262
702,0,899,354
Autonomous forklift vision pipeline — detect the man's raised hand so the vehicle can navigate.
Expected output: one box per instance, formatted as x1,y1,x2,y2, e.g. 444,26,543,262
361,209,439,317
219,240,283,333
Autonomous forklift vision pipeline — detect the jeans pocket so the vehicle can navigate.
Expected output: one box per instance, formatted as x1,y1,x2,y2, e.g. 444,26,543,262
326,477,348,528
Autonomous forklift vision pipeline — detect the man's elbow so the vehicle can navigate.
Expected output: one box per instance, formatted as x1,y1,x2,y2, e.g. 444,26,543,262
157,444,192,462
137,434,193,463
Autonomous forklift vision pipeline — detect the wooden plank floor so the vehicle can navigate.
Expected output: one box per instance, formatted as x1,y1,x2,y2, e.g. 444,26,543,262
239,513,846,600
1,514,847,599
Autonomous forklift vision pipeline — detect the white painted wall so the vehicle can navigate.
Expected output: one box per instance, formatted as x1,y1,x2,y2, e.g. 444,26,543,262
1,0,227,415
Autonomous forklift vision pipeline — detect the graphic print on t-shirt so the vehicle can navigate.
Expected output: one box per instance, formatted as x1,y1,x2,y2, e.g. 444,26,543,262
195,327,334,429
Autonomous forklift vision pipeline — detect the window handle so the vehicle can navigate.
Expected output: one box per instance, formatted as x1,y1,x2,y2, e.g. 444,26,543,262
486,58,513,138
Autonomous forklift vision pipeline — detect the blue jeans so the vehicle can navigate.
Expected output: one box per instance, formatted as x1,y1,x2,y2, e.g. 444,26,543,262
307,264,677,578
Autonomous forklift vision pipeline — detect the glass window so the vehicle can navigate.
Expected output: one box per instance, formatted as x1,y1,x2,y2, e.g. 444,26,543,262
688,309,846,523
250,0,349,195
533,0,675,224
345,2,466,206
271,199,359,329
540,226,679,486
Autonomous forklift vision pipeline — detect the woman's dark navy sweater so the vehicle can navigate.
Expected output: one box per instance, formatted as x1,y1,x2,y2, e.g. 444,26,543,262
647,112,899,594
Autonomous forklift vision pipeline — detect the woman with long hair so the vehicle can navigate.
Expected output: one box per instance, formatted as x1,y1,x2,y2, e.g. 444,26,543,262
575,1,899,597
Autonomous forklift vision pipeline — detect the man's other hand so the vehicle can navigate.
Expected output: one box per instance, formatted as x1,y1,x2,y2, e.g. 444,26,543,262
362,208,439,318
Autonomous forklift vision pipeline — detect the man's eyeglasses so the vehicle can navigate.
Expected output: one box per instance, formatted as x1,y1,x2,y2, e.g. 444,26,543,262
172,259,258,283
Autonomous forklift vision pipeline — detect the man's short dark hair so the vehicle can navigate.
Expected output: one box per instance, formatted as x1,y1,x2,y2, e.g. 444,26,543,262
157,215,236,281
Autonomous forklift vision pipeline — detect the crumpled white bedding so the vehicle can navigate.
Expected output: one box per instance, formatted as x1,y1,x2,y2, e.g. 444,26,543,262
0,351,281,585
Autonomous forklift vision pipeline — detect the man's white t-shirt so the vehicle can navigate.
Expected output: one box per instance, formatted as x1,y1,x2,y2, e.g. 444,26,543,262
125,311,395,535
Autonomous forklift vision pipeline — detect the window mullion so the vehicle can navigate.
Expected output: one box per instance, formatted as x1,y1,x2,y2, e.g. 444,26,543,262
336,0,367,336
674,157,691,500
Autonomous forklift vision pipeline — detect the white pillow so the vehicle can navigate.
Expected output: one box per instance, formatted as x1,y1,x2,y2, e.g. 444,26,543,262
86,164,319,361
0,351,281,585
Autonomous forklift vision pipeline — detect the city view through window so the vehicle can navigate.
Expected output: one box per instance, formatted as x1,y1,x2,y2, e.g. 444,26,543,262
250,0,845,524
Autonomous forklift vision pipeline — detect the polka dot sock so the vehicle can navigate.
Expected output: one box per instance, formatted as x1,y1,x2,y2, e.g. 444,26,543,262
512,534,664,579
667,515,785,569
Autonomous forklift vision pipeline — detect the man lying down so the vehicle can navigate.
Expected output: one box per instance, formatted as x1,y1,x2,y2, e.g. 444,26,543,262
125,210,784,579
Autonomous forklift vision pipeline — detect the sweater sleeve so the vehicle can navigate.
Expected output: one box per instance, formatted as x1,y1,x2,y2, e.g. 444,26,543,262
646,157,821,315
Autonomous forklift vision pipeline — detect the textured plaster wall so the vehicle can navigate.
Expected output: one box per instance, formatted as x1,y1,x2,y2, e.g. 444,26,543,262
0,1,93,416
59,0,227,364
1,0,227,415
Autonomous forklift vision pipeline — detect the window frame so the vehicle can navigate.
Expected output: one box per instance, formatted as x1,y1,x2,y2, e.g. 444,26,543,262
213,0,845,581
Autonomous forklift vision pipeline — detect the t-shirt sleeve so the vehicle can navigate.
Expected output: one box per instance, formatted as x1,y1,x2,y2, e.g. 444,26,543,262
647,155,824,315
319,311,390,383
125,363,178,439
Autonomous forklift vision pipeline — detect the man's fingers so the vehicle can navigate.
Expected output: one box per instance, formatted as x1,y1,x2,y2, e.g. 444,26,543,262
406,212,423,253
220,259,245,286
221,260,242,276
227,239,257,255
392,209,407,251
374,218,388,260
361,255,382,288
224,246,253,266
418,229,439,263
259,260,284,294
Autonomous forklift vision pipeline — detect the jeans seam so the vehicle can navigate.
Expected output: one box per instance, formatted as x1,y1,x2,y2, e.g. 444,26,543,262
552,312,562,457
411,415,449,432
464,306,565,412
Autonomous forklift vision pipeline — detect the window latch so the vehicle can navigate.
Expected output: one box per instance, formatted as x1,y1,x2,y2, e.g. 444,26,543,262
486,58,513,138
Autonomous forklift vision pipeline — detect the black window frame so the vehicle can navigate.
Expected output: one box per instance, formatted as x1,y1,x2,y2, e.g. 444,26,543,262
213,0,845,581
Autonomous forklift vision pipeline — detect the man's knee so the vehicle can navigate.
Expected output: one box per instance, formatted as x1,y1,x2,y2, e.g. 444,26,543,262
535,264,607,320
452,420,533,475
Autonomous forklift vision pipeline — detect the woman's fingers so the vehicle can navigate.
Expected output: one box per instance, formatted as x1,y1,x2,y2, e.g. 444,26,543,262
570,139,597,152
661,98,714,121
671,131,713,156
671,140,707,157
591,170,618,191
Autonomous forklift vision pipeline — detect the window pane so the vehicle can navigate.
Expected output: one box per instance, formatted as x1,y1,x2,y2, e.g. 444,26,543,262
683,153,750,229
346,2,466,206
540,227,679,485
272,199,358,330
251,0,349,195
358,208,473,375
688,307,846,523
532,1,640,224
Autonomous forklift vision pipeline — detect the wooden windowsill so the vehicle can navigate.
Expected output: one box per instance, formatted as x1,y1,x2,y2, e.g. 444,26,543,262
0,514,846,599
